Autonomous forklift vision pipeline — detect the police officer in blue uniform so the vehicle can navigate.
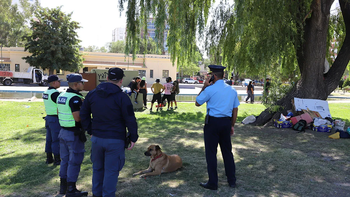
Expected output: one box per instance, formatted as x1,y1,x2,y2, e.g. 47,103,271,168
43,75,62,165
80,67,138,197
57,74,88,197
195,65,240,190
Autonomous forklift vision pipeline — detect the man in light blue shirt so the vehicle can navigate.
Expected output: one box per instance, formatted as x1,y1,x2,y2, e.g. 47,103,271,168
195,65,240,190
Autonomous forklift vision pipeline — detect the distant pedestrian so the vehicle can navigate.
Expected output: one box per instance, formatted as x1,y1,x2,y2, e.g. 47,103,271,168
42,75,62,165
226,77,233,86
245,81,254,103
163,77,173,111
150,79,165,112
171,80,180,109
264,78,271,95
139,76,148,108
57,74,88,197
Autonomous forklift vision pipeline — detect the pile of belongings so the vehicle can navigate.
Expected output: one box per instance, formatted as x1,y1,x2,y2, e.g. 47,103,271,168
274,98,348,138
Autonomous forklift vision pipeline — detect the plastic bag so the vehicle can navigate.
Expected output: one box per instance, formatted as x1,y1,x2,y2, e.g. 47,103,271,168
242,115,256,124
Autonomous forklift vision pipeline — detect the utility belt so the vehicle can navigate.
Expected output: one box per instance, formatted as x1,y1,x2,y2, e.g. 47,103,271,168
205,115,232,124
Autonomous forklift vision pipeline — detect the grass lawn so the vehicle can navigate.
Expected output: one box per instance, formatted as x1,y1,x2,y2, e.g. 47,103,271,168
1,101,350,197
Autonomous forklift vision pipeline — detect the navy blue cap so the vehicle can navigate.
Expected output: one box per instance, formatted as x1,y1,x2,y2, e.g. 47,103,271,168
208,65,226,72
47,75,62,83
108,67,125,81
66,74,88,83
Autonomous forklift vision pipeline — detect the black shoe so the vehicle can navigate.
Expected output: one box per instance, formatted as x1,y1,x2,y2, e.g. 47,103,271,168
46,153,53,164
199,182,218,190
66,182,88,197
54,154,61,165
228,183,236,188
59,178,67,194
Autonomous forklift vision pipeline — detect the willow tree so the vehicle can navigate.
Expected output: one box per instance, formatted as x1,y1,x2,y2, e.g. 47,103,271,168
120,0,350,125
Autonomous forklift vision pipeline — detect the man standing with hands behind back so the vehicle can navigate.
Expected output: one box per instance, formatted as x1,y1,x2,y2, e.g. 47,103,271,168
57,74,88,197
42,75,62,165
195,65,240,190
80,67,138,197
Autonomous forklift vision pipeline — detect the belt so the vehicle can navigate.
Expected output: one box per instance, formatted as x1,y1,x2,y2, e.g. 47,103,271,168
208,116,231,120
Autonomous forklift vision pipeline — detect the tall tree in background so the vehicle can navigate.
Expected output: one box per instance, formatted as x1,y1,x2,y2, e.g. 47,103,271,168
84,45,107,53
121,0,350,125
108,40,126,53
23,7,83,75
0,0,40,47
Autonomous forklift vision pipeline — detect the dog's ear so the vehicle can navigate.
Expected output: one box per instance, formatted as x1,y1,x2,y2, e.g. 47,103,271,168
155,145,161,151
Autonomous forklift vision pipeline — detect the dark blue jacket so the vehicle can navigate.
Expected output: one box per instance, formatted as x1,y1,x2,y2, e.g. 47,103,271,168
80,82,138,142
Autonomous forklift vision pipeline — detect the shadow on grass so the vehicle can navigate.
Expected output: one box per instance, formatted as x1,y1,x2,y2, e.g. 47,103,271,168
3,105,350,197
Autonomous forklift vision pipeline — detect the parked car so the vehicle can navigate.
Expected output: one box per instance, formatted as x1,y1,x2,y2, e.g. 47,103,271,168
243,78,252,86
183,78,199,84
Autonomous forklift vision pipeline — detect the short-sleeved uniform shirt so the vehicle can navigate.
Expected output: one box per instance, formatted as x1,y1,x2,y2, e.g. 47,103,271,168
196,80,240,117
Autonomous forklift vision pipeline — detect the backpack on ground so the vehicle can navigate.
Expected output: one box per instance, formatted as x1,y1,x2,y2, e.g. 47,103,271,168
293,120,307,132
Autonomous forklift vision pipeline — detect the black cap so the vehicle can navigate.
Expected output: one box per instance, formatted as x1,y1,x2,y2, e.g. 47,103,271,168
67,74,88,83
47,75,62,83
156,78,160,83
108,67,125,81
208,65,226,73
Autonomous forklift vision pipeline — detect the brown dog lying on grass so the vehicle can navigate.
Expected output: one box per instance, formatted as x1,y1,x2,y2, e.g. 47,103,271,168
133,145,183,178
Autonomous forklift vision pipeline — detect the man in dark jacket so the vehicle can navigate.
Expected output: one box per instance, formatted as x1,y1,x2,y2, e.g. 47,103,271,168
80,67,138,197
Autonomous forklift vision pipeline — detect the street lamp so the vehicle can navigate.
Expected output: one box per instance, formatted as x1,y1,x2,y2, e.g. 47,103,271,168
0,44,3,70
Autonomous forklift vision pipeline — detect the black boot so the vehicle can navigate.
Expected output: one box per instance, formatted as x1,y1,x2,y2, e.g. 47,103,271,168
66,182,88,197
53,154,61,165
59,178,67,195
45,153,53,164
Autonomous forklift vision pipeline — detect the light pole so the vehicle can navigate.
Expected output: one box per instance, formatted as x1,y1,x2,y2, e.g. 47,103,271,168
0,44,3,70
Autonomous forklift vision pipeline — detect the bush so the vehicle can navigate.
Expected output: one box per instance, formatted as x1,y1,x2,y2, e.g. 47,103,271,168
343,78,350,87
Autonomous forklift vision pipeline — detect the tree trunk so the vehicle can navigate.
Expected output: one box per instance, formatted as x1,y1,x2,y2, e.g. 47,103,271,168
254,0,350,126
49,69,54,75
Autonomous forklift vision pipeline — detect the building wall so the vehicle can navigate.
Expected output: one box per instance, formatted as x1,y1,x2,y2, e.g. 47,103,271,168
0,47,176,83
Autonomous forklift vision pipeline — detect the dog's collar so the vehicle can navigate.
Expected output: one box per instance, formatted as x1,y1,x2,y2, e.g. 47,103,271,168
151,154,163,162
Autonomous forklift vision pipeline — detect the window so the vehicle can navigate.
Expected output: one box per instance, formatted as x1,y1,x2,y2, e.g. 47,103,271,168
15,64,20,72
162,70,169,78
56,69,64,75
0,64,10,71
83,67,88,73
150,70,153,78
138,70,146,78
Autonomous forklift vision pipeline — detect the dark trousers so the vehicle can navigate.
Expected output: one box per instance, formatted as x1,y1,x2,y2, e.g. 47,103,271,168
91,136,125,197
204,117,236,186
246,90,254,102
139,89,147,107
45,115,61,155
59,129,85,182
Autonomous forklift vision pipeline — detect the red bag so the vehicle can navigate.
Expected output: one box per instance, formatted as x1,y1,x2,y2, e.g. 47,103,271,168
291,113,313,125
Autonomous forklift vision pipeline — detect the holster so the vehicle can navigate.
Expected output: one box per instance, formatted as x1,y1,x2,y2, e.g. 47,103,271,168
74,129,87,142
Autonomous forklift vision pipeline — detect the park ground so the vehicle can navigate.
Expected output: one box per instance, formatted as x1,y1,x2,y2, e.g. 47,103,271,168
0,101,350,197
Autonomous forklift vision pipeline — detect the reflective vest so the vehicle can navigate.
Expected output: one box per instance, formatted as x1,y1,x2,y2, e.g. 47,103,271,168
43,89,59,115
57,92,83,127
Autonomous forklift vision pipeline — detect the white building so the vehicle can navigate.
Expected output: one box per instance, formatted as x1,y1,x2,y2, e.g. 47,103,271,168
112,27,126,42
